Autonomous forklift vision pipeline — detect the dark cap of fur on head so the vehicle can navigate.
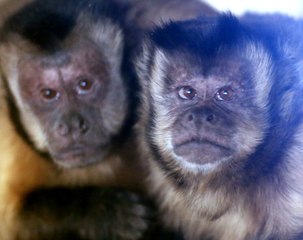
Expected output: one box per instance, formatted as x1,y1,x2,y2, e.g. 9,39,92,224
149,13,255,58
2,0,128,52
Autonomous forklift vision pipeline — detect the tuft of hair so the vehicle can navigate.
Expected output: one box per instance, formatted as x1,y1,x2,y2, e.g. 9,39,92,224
149,13,251,57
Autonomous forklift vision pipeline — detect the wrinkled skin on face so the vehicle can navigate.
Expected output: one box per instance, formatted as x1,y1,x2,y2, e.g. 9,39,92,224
18,43,127,168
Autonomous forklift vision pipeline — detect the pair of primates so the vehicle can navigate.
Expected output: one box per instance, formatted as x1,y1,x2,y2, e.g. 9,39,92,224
0,0,216,239
1,0,303,239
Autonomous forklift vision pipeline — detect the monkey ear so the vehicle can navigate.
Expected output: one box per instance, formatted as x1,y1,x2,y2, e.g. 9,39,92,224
135,40,154,86
137,36,173,76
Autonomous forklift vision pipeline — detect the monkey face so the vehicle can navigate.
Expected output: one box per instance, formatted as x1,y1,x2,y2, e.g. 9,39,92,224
0,0,129,169
14,43,127,168
140,45,271,172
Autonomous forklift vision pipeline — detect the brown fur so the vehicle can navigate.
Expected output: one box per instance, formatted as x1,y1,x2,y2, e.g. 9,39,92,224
0,0,148,239
0,82,145,239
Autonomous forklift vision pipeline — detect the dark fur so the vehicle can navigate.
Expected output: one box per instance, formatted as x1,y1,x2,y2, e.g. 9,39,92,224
136,13,303,240
118,0,217,31
3,0,126,51
18,187,149,240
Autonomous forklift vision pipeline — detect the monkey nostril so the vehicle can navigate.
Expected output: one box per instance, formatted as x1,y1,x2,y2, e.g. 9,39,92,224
80,122,89,133
57,123,70,136
188,114,194,121
76,117,89,133
70,114,89,134
206,114,214,122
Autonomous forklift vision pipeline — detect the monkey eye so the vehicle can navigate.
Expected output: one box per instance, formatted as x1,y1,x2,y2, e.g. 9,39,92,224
178,86,197,100
40,88,60,101
78,79,93,93
215,86,234,101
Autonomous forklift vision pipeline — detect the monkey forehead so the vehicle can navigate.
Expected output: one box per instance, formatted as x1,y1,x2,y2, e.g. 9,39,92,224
20,40,106,67
163,51,249,85
18,45,108,85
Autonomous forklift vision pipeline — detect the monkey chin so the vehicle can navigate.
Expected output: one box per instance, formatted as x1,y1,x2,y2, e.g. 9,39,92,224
173,140,233,165
51,145,109,168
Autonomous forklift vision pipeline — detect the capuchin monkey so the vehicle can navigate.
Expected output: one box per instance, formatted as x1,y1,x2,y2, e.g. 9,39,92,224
0,0,149,239
136,13,303,240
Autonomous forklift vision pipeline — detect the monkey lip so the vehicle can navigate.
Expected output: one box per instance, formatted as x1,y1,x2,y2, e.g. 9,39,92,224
173,139,233,165
53,143,109,168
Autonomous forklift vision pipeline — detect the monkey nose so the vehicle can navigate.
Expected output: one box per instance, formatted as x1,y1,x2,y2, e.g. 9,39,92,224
184,107,217,128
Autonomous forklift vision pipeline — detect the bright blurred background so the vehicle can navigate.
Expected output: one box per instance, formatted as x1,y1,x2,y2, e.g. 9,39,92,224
204,0,303,17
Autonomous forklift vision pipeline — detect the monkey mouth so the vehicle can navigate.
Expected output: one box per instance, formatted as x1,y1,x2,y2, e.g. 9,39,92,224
173,138,233,165
52,143,109,168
